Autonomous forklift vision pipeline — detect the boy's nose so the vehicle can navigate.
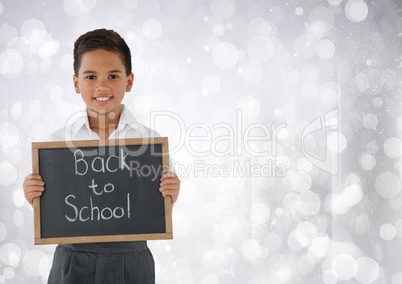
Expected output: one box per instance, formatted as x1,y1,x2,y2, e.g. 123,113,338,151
96,79,109,91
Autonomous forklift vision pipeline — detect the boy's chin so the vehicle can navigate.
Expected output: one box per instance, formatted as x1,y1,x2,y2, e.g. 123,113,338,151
87,106,121,117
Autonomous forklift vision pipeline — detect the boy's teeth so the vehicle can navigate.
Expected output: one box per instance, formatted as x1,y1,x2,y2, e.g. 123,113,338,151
96,97,110,101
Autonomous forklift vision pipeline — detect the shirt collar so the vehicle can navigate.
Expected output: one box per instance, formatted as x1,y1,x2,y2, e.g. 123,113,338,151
69,104,136,139
117,104,137,130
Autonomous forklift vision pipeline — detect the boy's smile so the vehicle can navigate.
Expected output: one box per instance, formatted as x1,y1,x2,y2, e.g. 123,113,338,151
73,49,134,130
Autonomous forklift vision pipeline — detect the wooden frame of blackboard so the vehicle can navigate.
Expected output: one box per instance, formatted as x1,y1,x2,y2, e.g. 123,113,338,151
31,137,172,245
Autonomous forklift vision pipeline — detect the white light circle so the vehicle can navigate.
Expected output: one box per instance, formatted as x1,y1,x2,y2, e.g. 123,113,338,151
0,122,20,151
29,99,42,116
212,42,238,69
294,35,316,59
13,210,24,227
332,254,357,281
23,250,46,277
384,137,402,158
345,0,369,23
327,132,347,153
320,81,339,105
0,25,18,46
295,7,304,16
248,18,276,38
236,96,260,120
126,31,136,43
13,189,25,208
247,36,274,63
294,222,317,247
379,223,396,241
0,223,7,242
3,267,15,280
238,60,263,84
355,69,384,96
0,49,24,78
264,233,282,252
250,203,270,224
309,6,335,32
291,172,312,192
296,191,321,216
297,158,313,172
322,269,338,284
20,18,46,43
363,113,378,129
211,0,236,19
355,257,379,284
0,243,21,267
0,162,17,186
63,0,85,17
328,0,342,5
201,274,220,284
360,154,376,171
142,19,163,40
11,102,22,120
203,75,221,94
392,272,402,284
316,39,335,59
375,172,401,199
242,239,262,261
212,24,225,37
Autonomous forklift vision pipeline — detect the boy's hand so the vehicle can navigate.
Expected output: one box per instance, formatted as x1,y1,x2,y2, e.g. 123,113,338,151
23,174,45,205
159,171,180,205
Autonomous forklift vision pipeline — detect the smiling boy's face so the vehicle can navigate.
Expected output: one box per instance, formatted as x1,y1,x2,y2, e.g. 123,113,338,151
73,49,134,119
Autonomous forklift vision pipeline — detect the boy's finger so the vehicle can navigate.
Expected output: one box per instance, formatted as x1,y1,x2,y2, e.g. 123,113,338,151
25,192,43,205
160,171,177,180
25,185,45,192
25,173,42,181
160,178,178,186
159,185,175,193
159,183,180,193
161,190,178,204
24,180,45,188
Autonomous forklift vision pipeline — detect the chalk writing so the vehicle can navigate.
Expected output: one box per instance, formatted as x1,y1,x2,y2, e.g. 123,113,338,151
65,193,131,222
33,138,170,244
74,148,130,176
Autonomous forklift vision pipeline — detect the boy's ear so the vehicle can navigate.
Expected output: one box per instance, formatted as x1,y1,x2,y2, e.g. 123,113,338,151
126,72,134,92
73,75,80,94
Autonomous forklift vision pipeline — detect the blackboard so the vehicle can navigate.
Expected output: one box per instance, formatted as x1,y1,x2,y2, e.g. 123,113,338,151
31,138,172,245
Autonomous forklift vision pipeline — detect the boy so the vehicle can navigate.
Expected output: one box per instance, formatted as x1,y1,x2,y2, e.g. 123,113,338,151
23,29,180,283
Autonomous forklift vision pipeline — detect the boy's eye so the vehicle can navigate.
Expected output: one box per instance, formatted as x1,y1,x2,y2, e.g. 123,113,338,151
86,75,96,80
109,75,119,79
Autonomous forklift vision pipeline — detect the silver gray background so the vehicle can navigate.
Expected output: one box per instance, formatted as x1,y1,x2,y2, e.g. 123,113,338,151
1,0,402,283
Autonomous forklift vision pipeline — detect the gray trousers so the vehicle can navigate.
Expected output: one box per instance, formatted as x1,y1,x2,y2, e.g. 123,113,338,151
48,242,155,284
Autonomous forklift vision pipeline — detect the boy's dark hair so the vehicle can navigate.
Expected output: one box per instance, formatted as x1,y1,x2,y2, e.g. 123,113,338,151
73,29,132,76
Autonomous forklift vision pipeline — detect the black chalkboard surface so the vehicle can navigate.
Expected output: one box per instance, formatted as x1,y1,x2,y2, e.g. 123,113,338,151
32,138,172,245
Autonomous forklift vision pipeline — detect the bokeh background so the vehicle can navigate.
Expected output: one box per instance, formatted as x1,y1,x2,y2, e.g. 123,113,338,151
1,0,402,283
